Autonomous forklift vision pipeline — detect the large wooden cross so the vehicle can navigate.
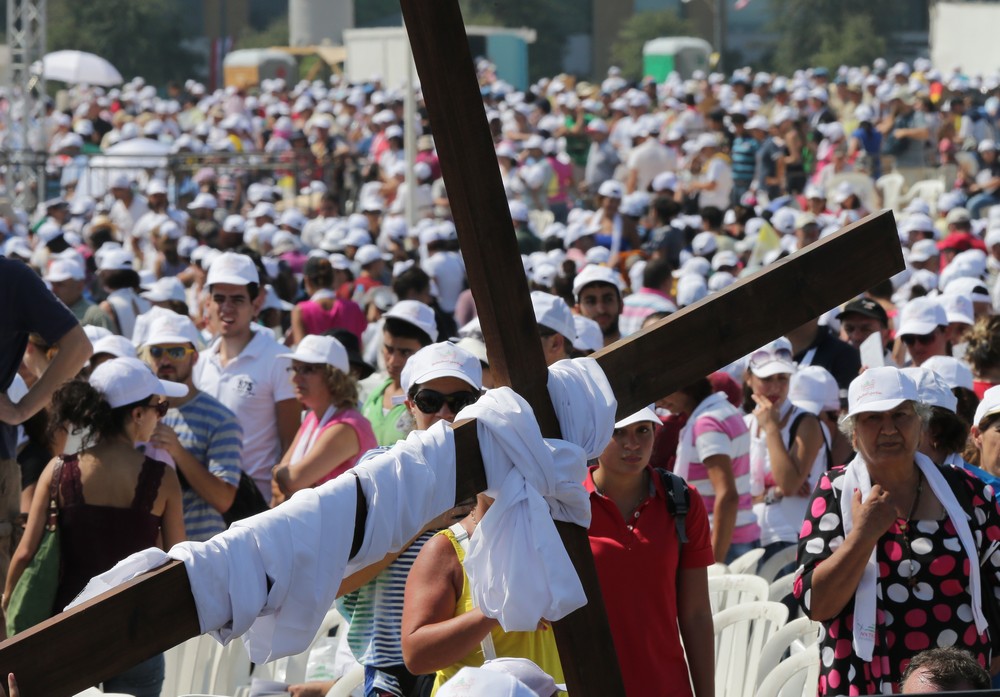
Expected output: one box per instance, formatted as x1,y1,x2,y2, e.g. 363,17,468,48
0,2,903,695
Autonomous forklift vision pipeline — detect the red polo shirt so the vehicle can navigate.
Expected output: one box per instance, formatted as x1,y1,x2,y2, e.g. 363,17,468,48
585,466,715,697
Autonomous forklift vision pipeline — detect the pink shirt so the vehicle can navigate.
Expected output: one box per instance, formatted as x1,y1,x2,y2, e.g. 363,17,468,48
297,407,378,486
297,298,367,343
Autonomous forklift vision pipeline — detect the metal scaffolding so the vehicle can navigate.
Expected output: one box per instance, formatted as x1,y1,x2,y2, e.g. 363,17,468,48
6,0,47,211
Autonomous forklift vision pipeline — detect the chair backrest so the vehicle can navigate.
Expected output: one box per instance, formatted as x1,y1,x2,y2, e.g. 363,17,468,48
757,545,798,583
253,606,346,684
754,644,820,697
707,562,730,578
875,172,906,212
714,601,790,697
727,547,766,576
326,665,366,697
709,573,770,614
756,616,822,689
205,635,251,696
768,571,797,605
162,634,218,697
900,179,946,216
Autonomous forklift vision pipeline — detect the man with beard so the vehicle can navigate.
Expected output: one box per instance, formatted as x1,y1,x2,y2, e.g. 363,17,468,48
142,312,242,541
573,265,625,347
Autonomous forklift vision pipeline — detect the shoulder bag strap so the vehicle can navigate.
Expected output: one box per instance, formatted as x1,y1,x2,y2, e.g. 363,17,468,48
46,458,65,532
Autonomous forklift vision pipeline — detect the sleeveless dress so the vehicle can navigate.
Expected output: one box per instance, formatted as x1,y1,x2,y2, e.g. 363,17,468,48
430,527,564,695
55,454,166,610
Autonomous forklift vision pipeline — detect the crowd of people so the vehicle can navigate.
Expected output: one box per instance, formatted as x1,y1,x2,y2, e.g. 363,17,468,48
5,53,1000,697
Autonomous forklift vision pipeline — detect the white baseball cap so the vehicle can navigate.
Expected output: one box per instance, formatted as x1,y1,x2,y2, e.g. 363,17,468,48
921,355,974,391
572,314,603,353
614,405,660,429
897,297,947,336
846,366,919,417
144,312,202,347
401,341,483,394
37,222,64,244
901,366,958,413
355,244,387,267
141,276,187,304
249,202,276,219
436,667,535,697
481,658,567,696
748,337,796,378
789,365,839,415
909,238,939,263
975,384,1000,426
692,231,718,256
206,252,259,287
651,172,678,192
146,179,168,196
278,334,349,374
531,291,575,342
89,356,188,408
940,292,974,326
384,299,438,342
572,264,624,300
97,248,135,272
44,258,85,282
90,335,137,360
187,192,218,210
597,180,624,199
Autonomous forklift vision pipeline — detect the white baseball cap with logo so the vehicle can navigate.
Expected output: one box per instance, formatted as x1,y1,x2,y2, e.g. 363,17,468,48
278,334,349,374
401,341,483,394
384,299,438,342
89,356,188,408
206,252,259,287
846,366,919,417
44,258,85,282
531,291,575,342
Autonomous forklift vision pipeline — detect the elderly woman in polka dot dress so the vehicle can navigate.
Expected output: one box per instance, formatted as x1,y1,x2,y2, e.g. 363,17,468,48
794,367,1000,695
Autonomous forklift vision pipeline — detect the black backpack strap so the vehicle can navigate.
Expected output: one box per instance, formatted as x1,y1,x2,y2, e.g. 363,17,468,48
655,468,689,544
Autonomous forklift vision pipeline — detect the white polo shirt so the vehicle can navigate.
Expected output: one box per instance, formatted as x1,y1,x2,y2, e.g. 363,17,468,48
194,328,296,501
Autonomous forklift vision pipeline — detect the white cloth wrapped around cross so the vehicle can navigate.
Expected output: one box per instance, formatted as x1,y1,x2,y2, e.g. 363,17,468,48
68,357,617,664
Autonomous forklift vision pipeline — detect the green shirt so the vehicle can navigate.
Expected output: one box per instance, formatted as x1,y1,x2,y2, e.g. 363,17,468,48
360,377,415,446
70,297,114,330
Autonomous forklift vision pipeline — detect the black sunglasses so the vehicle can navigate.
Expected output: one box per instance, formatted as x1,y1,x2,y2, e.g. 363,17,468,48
411,389,481,415
901,331,938,346
147,400,169,417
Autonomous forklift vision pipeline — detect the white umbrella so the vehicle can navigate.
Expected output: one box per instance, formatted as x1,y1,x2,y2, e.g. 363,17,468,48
37,50,123,86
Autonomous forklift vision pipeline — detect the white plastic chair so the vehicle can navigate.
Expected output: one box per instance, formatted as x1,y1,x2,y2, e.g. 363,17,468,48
899,178,945,216
707,562,730,577
326,665,366,697
709,573,769,614
756,616,822,690
875,172,905,212
204,635,251,696
755,644,820,697
253,606,345,684
714,601,790,697
727,547,765,576
757,545,797,583
768,571,797,604
162,634,218,697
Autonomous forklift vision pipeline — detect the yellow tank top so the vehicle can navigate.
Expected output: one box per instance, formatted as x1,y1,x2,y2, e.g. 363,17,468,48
430,527,566,695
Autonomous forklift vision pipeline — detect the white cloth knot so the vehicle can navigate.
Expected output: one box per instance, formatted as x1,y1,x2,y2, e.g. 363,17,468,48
460,357,617,631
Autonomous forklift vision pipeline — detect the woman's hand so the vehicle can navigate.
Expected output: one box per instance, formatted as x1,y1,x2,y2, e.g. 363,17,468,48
1,673,18,697
751,393,781,434
851,485,898,544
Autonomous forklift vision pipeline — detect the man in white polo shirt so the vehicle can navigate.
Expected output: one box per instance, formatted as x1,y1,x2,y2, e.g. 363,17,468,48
194,252,299,503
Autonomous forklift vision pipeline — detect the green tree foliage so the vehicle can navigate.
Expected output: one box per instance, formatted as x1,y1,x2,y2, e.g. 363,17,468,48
47,0,198,86
610,10,694,82
770,0,906,74
234,15,290,50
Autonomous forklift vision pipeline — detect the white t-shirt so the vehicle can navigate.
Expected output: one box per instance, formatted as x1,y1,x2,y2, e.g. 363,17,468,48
698,155,734,210
422,251,466,314
194,330,296,502
627,139,677,192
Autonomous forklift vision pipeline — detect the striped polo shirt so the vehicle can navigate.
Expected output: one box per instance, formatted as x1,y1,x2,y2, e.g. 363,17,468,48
683,398,758,543
162,391,243,541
